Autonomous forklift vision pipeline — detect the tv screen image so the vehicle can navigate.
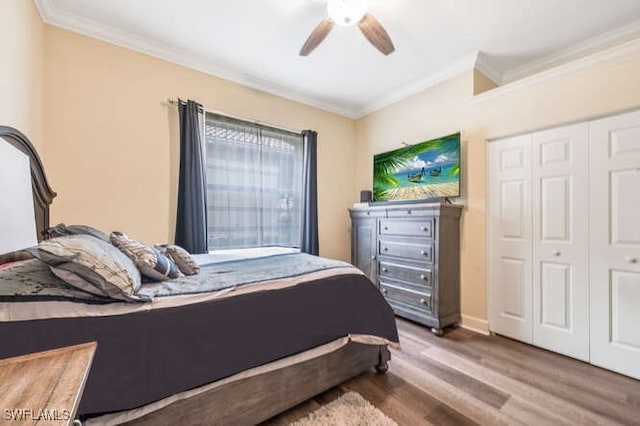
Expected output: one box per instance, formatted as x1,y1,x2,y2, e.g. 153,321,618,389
373,132,460,202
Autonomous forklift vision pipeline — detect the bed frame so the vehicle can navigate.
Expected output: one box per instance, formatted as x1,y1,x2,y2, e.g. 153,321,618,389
0,126,56,241
0,125,391,425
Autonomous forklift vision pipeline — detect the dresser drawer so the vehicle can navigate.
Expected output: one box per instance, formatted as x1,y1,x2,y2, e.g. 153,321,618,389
379,261,432,288
379,219,434,238
378,239,434,262
380,282,432,313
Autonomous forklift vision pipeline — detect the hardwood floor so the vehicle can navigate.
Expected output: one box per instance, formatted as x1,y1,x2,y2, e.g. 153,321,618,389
263,318,640,425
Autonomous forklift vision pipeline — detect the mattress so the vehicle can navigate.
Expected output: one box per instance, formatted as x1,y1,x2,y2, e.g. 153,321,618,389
0,251,399,416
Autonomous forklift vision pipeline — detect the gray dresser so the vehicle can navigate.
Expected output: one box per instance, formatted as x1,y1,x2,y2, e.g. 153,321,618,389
349,203,462,335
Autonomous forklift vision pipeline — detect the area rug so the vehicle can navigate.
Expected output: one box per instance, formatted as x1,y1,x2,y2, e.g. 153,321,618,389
291,391,398,426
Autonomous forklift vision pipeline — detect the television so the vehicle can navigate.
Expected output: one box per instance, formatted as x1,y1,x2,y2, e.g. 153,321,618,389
373,132,460,203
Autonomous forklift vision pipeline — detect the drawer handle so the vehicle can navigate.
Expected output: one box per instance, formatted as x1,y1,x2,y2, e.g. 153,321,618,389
420,250,427,255
419,298,428,305
626,256,638,264
382,267,388,272
382,288,388,294
420,274,427,280
384,226,388,230
383,247,388,251
371,255,376,260
553,250,561,257
420,226,427,231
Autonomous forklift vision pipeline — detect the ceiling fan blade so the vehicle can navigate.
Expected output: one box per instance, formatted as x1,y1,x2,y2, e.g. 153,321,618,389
358,13,395,55
300,18,334,56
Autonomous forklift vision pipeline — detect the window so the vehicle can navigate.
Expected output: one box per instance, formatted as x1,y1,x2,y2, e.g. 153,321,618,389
204,113,304,250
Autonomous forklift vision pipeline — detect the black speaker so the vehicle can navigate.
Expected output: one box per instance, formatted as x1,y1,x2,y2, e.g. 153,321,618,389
360,190,372,202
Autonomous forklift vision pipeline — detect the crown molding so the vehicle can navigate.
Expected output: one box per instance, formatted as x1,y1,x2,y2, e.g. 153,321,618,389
352,50,480,118
502,18,640,84
34,0,361,119
469,36,640,105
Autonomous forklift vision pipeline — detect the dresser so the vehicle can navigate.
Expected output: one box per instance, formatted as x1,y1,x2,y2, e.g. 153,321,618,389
349,203,462,335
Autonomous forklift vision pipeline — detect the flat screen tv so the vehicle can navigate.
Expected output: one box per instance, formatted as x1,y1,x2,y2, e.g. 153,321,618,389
373,132,460,203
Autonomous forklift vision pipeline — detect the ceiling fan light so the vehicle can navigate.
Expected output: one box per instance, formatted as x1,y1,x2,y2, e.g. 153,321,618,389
327,0,367,27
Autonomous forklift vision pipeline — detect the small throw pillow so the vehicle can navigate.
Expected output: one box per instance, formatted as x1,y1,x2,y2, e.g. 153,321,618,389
110,232,182,282
155,244,200,276
45,223,110,243
27,235,144,302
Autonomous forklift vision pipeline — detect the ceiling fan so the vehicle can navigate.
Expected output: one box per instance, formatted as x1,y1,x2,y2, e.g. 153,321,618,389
300,0,395,56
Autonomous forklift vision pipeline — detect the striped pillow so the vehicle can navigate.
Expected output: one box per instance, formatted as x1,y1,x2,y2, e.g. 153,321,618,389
27,235,143,301
110,232,182,282
155,244,200,275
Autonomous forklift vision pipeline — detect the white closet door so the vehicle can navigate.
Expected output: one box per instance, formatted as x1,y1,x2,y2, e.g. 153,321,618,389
590,110,640,379
532,124,589,361
488,134,533,342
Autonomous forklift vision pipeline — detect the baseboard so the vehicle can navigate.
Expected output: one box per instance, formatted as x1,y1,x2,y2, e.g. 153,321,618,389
461,315,490,335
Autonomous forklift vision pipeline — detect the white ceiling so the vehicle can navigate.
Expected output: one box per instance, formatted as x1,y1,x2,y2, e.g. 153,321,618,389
36,0,640,118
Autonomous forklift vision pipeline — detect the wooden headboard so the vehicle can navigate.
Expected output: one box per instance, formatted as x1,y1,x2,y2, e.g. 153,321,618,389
0,126,56,241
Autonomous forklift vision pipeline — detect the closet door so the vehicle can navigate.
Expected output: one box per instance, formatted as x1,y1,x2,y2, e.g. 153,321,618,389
488,134,533,342
532,124,589,361
589,110,640,379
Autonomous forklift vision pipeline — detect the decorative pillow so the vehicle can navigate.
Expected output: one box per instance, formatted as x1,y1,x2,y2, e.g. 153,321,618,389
155,244,200,276
110,232,182,282
26,235,144,302
45,223,110,243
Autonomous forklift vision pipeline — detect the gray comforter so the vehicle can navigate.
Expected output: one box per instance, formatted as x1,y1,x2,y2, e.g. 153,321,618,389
0,253,352,302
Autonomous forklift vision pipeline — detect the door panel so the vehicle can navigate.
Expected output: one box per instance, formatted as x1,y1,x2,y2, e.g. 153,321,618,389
488,135,533,343
540,176,570,241
590,109,640,379
610,270,640,350
610,170,640,245
540,262,571,330
532,123,589,361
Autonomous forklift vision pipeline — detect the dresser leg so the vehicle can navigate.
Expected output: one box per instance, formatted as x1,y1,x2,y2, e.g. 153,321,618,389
431,327,444,337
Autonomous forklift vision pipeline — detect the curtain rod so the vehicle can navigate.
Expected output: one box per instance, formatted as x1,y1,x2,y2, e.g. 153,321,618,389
166,98,302,135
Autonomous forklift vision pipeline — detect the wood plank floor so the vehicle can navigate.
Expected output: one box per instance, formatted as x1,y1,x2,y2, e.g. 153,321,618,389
263,318,640,425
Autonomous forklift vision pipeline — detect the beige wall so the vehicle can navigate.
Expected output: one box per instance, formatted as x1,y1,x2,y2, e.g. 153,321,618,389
355,49,640,322
43,26,356,261
0,0,44,150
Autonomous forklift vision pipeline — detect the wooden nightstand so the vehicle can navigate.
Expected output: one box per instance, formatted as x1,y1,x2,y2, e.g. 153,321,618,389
0,342,97,425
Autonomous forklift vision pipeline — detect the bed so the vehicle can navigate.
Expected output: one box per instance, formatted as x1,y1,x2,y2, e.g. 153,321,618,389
0,126,399,425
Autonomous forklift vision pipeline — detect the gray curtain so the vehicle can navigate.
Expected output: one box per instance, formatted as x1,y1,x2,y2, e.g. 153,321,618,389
175,99,208,254
301,130,319,255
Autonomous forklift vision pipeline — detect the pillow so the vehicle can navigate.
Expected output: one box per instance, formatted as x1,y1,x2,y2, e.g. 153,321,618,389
45,223,110,243
110,232,182,282
26,235,143,302
155,244,200,276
